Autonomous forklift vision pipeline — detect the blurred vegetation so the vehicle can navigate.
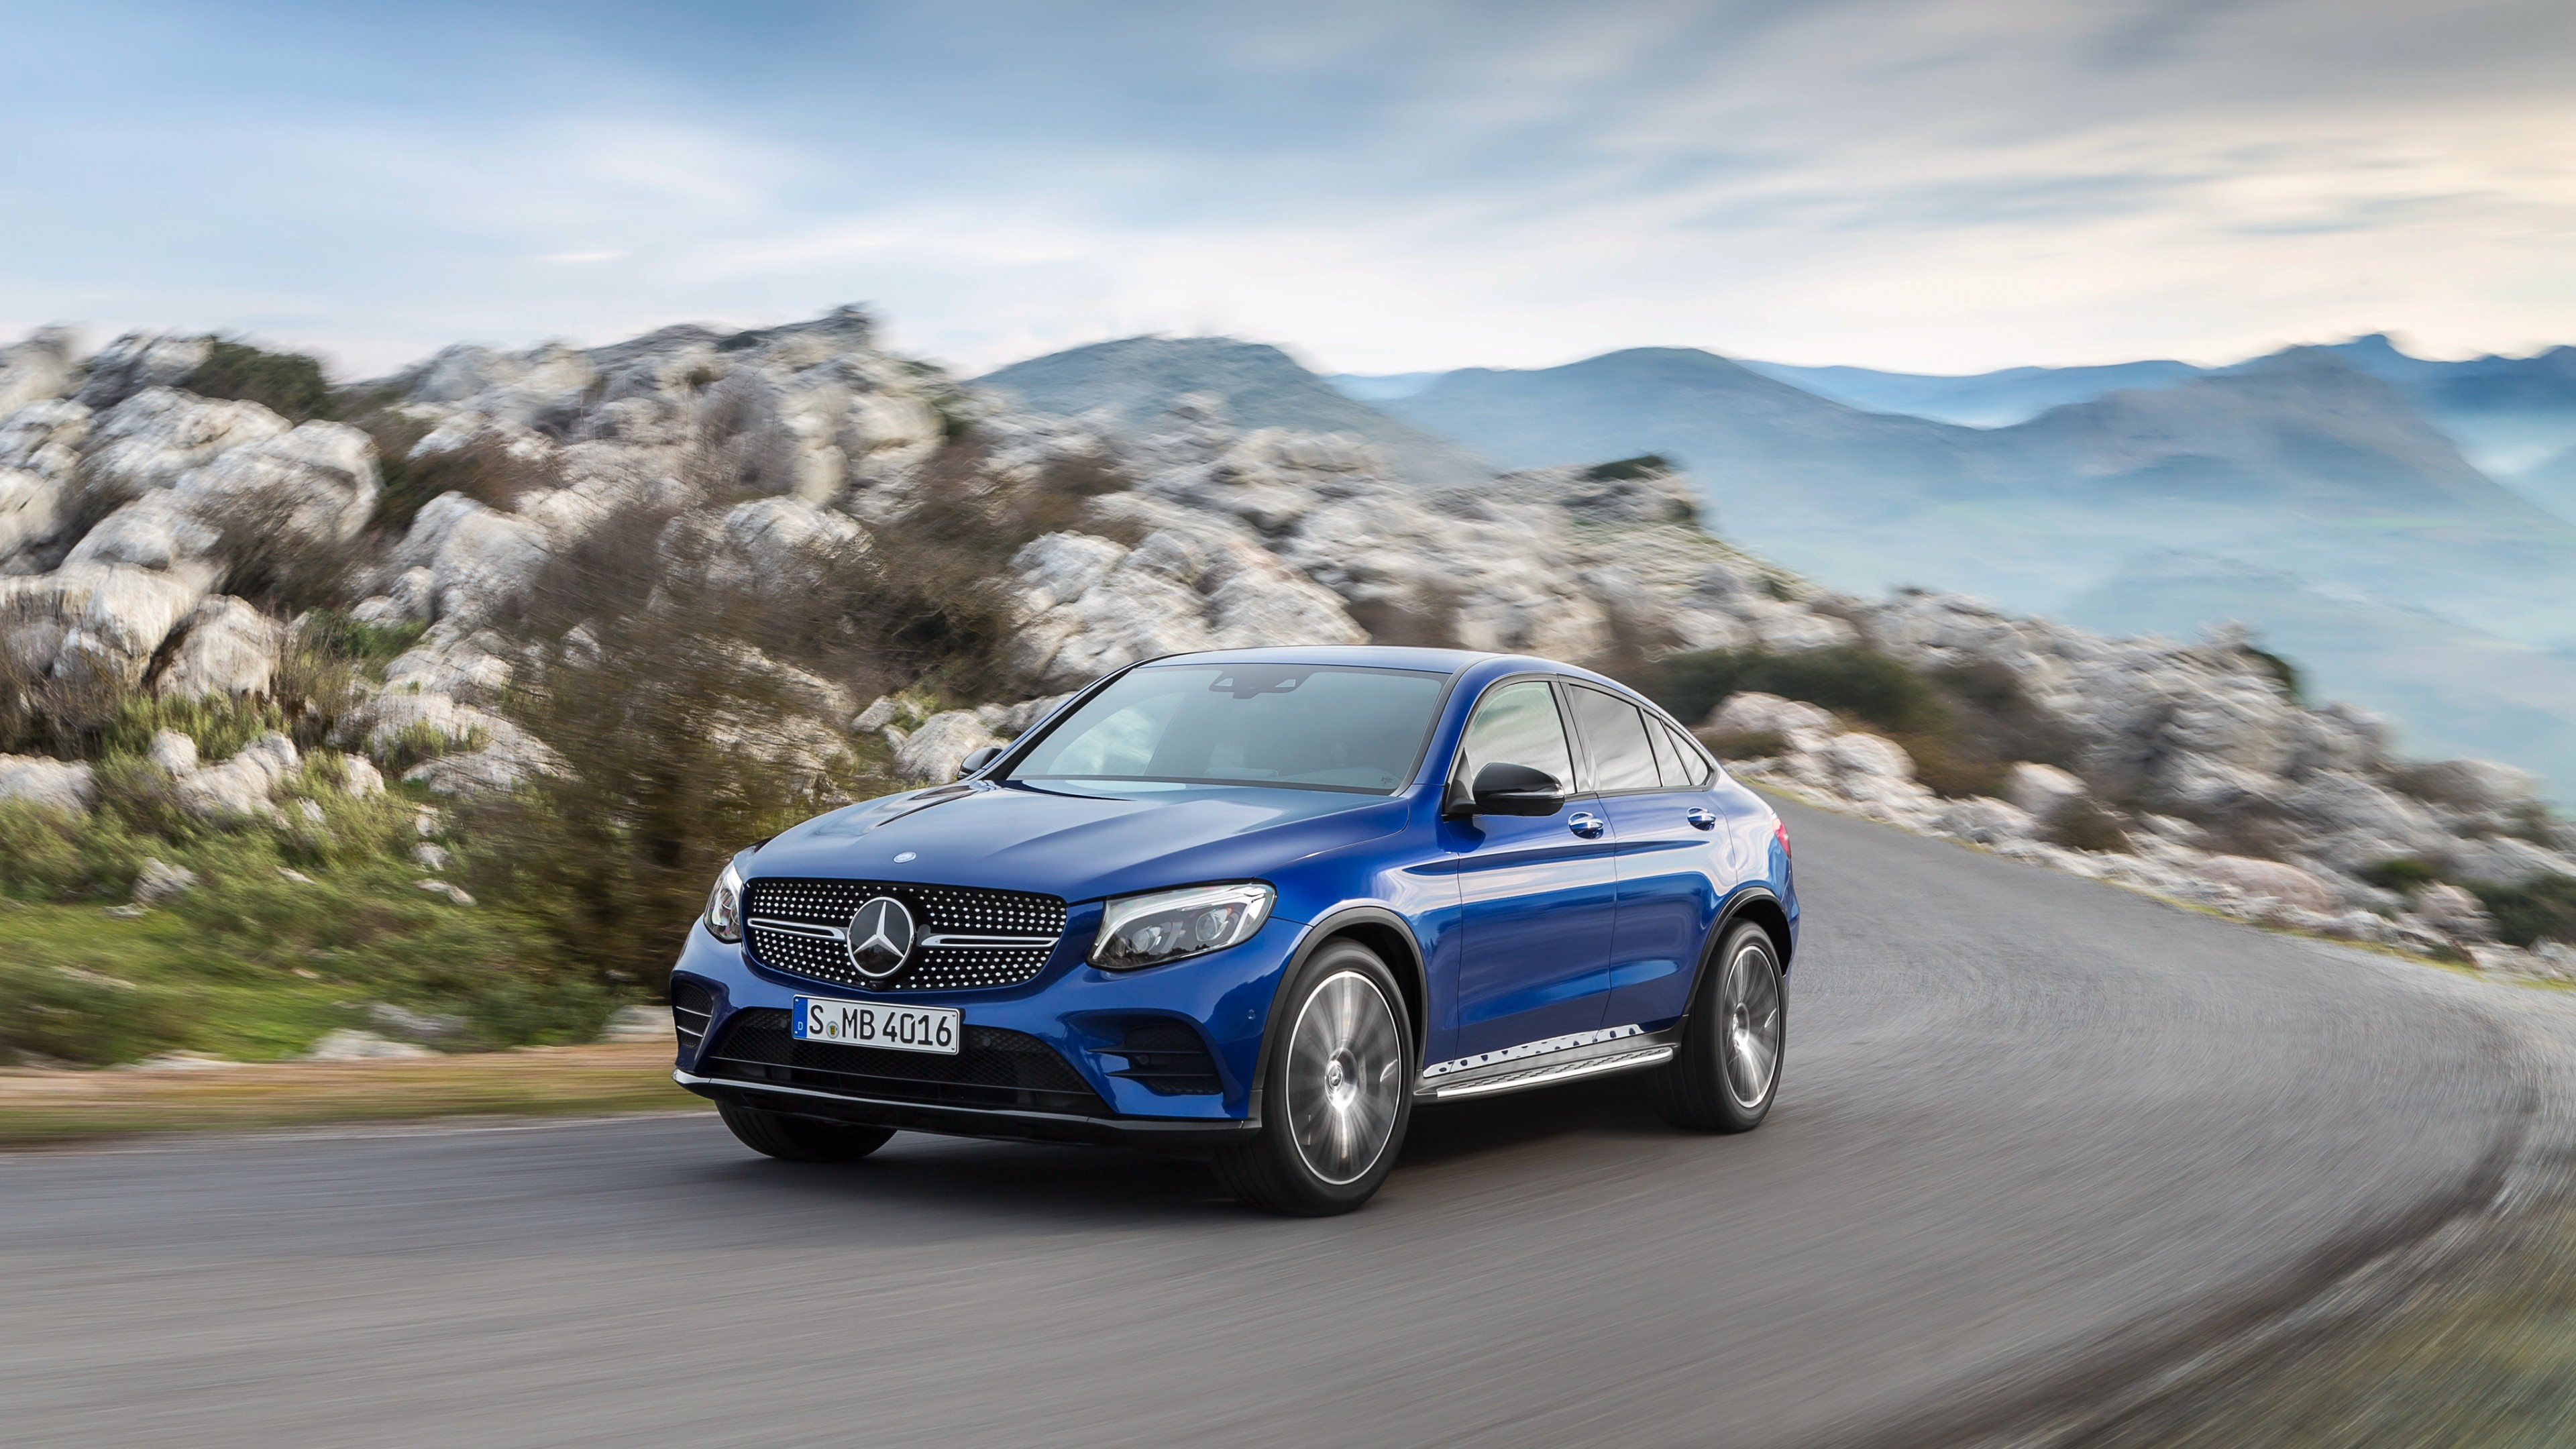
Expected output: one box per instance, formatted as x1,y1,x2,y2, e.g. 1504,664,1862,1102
1638,644,2088,799
2472,874,2576,948
180,339,339,423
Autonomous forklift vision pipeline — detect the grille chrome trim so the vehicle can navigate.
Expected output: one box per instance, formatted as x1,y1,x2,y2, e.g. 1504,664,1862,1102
743,877,1068,993
747,917,847,941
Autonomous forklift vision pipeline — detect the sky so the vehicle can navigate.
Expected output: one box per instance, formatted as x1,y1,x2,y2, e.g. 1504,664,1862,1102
1,0,2569,380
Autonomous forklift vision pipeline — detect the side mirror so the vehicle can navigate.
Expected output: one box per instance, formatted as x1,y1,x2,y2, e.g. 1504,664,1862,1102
1462,761,1566,817
956,745,1002,780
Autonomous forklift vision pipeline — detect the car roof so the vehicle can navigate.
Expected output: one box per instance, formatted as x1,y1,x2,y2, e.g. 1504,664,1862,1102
1140,646,1650,705
1142,645,1496,674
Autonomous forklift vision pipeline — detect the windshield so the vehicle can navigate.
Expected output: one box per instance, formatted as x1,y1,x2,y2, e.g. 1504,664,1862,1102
1008,663,1449,794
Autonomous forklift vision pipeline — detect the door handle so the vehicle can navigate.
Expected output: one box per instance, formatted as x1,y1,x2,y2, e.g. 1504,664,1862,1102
1685,807,1719,830
1567,812,1606,839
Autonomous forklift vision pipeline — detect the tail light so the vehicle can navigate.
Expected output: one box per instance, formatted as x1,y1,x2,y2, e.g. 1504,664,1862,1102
1774,818,1792,860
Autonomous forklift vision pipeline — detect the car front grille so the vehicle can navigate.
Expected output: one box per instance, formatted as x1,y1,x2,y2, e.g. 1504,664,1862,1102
701,1008,1107,1116
671,978,714,1051
741,877,1067,993
1101,1020,1224,1095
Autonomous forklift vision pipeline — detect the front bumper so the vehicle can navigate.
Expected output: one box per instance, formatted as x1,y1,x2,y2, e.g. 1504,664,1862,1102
668,904,1307,1140
673,1069,1259,1152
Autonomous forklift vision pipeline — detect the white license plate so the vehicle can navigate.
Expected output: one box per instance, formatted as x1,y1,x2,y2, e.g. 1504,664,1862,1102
791,996,961,1055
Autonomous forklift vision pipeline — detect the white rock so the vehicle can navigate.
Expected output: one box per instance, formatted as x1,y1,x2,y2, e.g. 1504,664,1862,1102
155,595,282,698
2191,855,2339,914
148,729,199,775
338,754,384,798
173,732,301,820
1825,732,1915,782
892,710,1003,784
2001,762,2088,820
414,842,452,871
76,333,212,409
415,879,477,906
1936,797,2037,845
0,755,96,812
1707,692,1834,735
598,1005,672,1043
2400,759,2540,812
0,327,77,415
131,858,198,905
2413,882,2497,941
303,1028,438,1061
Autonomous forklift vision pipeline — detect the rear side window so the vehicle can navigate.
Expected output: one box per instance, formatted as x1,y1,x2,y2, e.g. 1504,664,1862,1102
1659,721,1713,788
1455,680,1577,793
1566,685,1661,792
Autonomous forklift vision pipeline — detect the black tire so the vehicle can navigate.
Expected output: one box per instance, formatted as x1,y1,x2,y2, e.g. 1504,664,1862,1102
718,1103,898,1163
1648,922,1784,1132
1214,939,1414,1216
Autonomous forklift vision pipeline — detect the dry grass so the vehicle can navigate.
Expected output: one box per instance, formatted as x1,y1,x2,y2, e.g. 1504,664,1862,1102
0,1042,701,1147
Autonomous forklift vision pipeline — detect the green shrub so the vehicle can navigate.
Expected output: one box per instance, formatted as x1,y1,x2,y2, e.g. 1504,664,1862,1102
360,423,563,535
1648,646,1953,738
2242,644,2304,704
103,692,291,762
0,959,193,1065
2362,857,2443,894
2470,874,2576,947
2046,798,2133,853
182,339,337,422
1580,454,1673,482
1699,727,1785,761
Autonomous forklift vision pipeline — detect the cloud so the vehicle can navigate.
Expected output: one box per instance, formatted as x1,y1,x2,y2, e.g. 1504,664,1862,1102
0,0,2567,375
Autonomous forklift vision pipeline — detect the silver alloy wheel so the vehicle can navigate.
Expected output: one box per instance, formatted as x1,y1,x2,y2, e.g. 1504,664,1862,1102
1285,969,1406,1185
1720,940,1783,1110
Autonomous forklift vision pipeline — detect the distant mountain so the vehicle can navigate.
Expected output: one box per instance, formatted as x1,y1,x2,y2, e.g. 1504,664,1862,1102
975,337,1491,488
1342,333,2576,500
1376,343,2576,797
1737,358,2203,427
1323,371,1443,403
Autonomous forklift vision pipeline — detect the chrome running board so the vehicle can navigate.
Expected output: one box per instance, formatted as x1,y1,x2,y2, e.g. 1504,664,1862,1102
1416,1022,1686,1101
1424,1044,1676,1099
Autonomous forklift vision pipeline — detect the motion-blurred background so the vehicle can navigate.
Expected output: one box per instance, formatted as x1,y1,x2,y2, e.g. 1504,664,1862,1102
1,2,2571,1076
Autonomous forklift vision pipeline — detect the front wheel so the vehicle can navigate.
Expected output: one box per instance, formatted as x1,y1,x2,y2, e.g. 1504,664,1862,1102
718,1102,897,1162
1214,940,1413,1216
1648,922,1784,1132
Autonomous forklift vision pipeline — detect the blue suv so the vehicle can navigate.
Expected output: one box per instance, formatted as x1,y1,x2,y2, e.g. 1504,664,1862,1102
670,646,1796,1214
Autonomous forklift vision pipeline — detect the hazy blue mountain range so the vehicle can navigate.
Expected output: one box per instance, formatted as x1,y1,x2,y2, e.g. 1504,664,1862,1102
1738,358,2204,428
976,337,1491,488
983,329,2576,798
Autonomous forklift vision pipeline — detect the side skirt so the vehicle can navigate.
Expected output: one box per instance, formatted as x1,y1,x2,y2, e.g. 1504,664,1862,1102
1416,1022,1684,1102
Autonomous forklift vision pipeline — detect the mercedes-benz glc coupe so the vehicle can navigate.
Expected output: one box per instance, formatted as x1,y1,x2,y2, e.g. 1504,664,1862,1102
671,646,1796,1214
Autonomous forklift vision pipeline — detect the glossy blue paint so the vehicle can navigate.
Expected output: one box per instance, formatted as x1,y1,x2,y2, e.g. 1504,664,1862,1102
668,646,1794,1142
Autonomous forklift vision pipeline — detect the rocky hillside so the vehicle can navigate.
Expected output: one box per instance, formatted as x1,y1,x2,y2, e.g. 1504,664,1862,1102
1,306,2572,1067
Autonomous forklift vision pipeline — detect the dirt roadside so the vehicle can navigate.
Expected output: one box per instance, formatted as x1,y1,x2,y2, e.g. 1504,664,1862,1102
0,1042,703,1146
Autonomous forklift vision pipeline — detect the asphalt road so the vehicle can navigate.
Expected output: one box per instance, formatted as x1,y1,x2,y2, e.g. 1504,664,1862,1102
0,802,2532,1448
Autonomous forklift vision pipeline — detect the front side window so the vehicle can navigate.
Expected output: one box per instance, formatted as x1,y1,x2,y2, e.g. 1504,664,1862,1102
1010,663,1447,794
1452,679,1577,796
1566,685,1662,792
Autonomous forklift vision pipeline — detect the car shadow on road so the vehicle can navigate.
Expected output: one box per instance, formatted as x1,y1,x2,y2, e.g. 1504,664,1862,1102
672,1075,1681,1226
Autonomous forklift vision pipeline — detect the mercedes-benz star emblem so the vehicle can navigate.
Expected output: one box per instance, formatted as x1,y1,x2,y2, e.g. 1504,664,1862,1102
846,896,916,979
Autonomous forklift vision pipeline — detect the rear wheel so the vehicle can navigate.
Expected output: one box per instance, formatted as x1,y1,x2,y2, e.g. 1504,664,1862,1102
1214,940,1413,1216
718,1102,897,1163
1648,922,1784,1132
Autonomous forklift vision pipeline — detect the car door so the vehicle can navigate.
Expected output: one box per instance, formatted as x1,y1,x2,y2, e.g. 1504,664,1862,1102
1563,685,1729,1032
1438,676,1619,1060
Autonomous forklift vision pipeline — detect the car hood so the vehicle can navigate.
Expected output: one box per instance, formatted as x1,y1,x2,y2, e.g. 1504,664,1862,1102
749,781,1413,910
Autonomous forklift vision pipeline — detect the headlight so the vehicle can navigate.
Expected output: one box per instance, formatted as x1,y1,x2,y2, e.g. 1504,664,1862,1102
704,861,745,943
1091,883,1274,970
